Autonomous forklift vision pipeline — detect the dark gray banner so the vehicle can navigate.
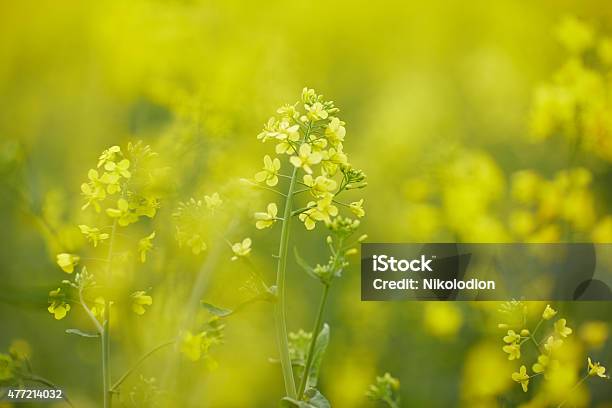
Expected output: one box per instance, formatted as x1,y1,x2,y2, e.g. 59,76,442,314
361,243,612,301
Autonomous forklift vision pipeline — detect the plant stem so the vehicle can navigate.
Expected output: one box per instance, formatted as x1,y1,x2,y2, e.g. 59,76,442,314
79,286,103,334
274,164,299,399
111,340,176,392
297,284,330,399
383,396,400,408
102,219,117,408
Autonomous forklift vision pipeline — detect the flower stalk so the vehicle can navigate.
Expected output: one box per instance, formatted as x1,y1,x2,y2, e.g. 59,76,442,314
102,218,117,408
274,164,299,398
241,88,367,405
297,283,330,399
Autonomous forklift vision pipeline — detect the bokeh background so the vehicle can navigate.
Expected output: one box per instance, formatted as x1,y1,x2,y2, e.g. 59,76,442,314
1,0,611,407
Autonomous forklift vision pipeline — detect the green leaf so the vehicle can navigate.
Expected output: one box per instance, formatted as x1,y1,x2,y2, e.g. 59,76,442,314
307,323,330,388
65,328,100,338
279,397,309,408
303,388,330,408
202,291,275,318
279,389,330,408
200,302,233,317
294,247,319,282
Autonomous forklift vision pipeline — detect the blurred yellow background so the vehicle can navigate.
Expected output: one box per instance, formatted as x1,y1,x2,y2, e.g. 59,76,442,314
1,0,611,407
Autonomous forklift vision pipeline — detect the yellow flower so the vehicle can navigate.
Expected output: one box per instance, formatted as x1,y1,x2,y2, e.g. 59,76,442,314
47,288,71,320
503,330,521,344
98,168,122,195
511,170,542,204
325,117,346,145
303,174,337,198
298,195,338,230
511,365,530,392
509,210,535,237
81,169,107,212
78,225,109,247
290,143,322,174
138,232,156,263
106,198,137,226
554,318,573,338
305,102,328,121
204,193,223,211
274,120,300,154
299,206,319,231
103,158,131,179
180,331,203,362
97,145,121,168
349,199,365,218
56,253,80,274
131,291,153,315
579,321,608,349
254,155,281,186
556,15,594,54
257,117,279,142
532,354,550,374
587,357,607,378
231,238,252,261
90,297,105,320
542,304,557,320
423,303,463,338
9,339,32,360
255,203,278,230
544,335,563,353
502,343,521,360
321,147,348,176
315,194,338,220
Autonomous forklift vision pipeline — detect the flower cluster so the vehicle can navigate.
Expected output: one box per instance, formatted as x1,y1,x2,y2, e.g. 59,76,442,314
498,302,608,397
179,317,224,368
366,372,401,408
173,193,223,254
252,87,367,231
509,167,608,241
82,143,159,220
530,15,612,162
287,329,313,368
401,152,612,242
0,340,33,386
212,88,368,405
301,217,364,286
48,142,162,321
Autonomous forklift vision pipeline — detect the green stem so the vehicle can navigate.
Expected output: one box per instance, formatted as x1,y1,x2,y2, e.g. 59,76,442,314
297,284,330,399
111,340,175,392
102,219,117,408
532,318,543,338
79,286,103,334
383,397,400,408
275,164,299,399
